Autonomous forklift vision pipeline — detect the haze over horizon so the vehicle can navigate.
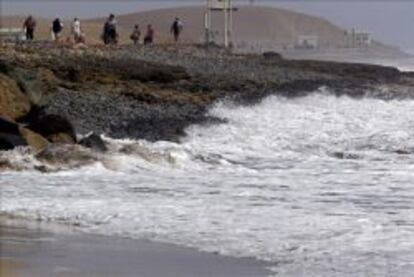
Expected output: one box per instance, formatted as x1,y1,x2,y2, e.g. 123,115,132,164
2,0,413,52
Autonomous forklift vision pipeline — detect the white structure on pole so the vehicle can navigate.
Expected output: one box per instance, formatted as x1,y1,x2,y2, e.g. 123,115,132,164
205,0,234,48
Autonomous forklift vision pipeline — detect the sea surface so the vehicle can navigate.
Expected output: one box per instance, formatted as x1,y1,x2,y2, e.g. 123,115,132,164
377,58,414,72
1,88,414,275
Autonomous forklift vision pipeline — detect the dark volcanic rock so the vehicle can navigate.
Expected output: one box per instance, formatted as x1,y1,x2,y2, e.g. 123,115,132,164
50,55,190,85
2,45,414,144
0,134,26,150
0,116,19,133
0,117,49,152
117,117,187,142
0,59,11,74
0,117,26,150
263,52,283,60
79,133,107,152
28,114,77,144
122,61,190,83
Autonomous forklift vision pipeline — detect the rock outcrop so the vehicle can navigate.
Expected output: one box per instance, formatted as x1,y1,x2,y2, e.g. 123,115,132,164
79,133,108,152
0,117,27,150
0,117,49,152
47,54,190,85
12,67,58,108
0,73,31,120
36,144,98,168
1,43,414,164
28,114,77,144
18,126,50,152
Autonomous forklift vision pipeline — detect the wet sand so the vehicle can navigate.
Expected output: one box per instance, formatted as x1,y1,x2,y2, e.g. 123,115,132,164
0,219,271,277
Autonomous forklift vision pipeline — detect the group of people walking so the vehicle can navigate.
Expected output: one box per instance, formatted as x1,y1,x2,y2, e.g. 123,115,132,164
128,24,155,46
103,14,183,45
22,14,184,46
23,15,84,43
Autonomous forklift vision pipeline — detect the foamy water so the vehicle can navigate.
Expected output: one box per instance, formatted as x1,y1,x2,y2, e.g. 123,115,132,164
1,91,414,276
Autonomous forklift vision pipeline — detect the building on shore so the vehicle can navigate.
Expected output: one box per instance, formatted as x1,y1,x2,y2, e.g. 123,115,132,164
349,29,372,48
295,35,319,49
205,0,236,48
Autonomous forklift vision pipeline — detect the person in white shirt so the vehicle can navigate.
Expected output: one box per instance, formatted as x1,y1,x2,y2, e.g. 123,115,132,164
72,17,82,43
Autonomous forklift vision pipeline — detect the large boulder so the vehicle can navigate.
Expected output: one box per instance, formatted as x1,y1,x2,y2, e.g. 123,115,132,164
0,116,49,152
12,67,58,108
263,52,283,60
28,114,77,144
0,58,11,74
0,117,26,151
0,73,31,120
79,133,108,152
0,134,26,151
18,127,49,152
36,144,97,168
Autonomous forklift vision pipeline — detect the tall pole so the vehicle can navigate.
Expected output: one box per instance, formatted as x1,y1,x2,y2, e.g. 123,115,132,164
352,28,355,48
229,0,233,47
205,11,209,44
205,0,211,44
224,0,229,47
208,5,212,42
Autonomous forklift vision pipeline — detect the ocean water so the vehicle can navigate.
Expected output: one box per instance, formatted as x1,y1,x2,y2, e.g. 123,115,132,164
376,58,414,72
1,91,414,276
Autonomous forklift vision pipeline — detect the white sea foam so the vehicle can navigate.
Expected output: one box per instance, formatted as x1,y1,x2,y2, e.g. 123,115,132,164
1,92,414,276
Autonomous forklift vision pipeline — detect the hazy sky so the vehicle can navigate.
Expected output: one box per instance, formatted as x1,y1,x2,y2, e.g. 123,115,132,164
2,0,414,51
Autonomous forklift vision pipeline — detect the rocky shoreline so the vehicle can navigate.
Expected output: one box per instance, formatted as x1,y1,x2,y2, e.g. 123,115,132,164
1,44,414,158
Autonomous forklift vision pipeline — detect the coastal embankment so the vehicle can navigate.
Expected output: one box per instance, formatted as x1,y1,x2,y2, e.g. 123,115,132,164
1,43,413,148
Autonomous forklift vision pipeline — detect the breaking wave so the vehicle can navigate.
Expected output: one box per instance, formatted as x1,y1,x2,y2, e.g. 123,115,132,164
1,91,414,276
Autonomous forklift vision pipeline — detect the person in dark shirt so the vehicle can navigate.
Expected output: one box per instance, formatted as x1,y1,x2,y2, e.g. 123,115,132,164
144,24,155,46
170,17,183,43
103,14,118,45
23,15,36,41
52,17,64,42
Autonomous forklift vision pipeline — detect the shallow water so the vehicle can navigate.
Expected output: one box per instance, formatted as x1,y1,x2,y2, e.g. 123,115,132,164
1,92,414,276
